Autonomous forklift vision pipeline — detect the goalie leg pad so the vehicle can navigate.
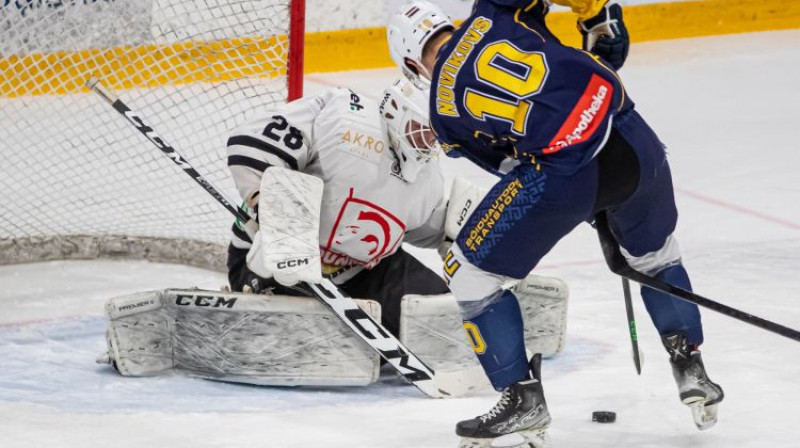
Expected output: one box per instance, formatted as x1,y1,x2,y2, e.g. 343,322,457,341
513,274,569,358
101,289,382,386
399,275,568,392
103,291,173,376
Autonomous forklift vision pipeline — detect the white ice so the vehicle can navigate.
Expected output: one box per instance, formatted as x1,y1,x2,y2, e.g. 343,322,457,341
2,30,800,448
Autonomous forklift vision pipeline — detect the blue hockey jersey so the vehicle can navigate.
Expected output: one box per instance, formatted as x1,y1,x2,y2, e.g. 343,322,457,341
430,0,634,176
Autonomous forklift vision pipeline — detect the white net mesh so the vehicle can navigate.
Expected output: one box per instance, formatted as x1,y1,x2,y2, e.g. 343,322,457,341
0,0,296,270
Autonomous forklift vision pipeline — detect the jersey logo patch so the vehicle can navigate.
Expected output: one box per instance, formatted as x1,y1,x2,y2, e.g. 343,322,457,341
390,159,405,181
349,92,364,112
544,74,613,154
323,189,406,268
340,129,386,164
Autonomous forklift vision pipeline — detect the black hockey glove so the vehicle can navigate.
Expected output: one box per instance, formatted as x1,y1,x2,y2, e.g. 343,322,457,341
579,2,629,70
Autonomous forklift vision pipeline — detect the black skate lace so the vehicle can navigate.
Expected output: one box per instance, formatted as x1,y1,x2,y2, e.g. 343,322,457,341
480,389,513,423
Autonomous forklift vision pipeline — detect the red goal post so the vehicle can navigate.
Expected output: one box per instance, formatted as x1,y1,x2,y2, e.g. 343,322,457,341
0,0,306,271
289,0,306,101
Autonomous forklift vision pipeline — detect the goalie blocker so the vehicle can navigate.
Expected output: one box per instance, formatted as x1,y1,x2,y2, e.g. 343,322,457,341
97,276,567,392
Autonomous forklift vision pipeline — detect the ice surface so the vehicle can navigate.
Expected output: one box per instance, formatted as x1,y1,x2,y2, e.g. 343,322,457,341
1,31,800,448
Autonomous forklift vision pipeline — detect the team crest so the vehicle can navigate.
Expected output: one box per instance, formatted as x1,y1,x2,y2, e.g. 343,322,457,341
323,189,406,268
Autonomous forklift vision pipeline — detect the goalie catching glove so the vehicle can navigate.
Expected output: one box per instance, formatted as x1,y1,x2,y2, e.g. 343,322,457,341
579,1,629,70
246,167,324,286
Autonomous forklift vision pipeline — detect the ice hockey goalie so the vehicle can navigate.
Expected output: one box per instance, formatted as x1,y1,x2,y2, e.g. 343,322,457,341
96,78,569,393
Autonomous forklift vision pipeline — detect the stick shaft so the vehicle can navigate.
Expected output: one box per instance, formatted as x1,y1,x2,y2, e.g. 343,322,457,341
596,212,800,343
622,278,642,374
86,77,250,226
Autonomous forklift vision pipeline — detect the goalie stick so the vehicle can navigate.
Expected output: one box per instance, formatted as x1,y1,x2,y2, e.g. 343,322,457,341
85,77,456,398
595,212,800,343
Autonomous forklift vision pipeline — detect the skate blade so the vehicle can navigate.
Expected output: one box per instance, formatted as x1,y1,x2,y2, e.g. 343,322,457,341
459,429,550,448
686,400,718,431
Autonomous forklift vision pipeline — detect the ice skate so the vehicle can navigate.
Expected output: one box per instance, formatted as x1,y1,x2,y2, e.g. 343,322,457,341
663,333,724,430
457,355,551,448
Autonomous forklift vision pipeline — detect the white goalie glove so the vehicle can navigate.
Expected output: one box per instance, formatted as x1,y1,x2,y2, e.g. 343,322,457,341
246,167,324,286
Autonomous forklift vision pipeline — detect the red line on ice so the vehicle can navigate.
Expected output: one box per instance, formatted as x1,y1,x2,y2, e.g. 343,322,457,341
676,188,800,230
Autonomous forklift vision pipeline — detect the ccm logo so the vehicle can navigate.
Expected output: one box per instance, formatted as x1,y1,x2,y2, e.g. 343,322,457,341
456,199,473,226
277,258,310,269
175,294,237,308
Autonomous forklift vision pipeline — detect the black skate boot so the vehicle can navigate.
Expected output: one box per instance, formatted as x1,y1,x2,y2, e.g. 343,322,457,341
663,333,724,430
457,354,551,448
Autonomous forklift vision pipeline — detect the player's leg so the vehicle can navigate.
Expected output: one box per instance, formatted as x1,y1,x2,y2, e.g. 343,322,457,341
598,114,703,344
339,247,450,337
446,247,553,447
605,110,723,429
447,161,597,445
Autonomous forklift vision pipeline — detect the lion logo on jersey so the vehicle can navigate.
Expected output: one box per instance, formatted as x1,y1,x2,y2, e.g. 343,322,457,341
323,189,406,268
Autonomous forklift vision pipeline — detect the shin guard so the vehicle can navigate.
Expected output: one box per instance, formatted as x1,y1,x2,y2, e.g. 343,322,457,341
461,290,529,390
641,264,704,345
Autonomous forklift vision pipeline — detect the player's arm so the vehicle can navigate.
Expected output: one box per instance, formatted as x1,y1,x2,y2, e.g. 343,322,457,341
551,0,629,70
226,91,330,291
549,0,606,20
226,92,325,201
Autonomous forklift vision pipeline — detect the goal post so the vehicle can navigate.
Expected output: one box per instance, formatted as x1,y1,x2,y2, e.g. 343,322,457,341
0,0,305,271
288,0,305,101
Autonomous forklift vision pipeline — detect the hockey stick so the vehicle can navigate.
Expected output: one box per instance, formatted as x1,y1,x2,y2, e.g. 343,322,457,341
595,212,800,343
85,79,259,237
85,78,455,398
621,278,642,374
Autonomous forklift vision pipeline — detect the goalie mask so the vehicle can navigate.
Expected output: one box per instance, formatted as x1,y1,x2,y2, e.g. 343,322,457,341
380,78,438,183
387,0,454,87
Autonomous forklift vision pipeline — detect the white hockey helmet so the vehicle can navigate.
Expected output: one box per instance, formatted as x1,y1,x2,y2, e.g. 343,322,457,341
380,77,439,183
387,1,454,86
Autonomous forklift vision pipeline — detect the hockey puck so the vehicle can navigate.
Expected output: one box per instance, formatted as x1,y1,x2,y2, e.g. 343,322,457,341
592,411,616,423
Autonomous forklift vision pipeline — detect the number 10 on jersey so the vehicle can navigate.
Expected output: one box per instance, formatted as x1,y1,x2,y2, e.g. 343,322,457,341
465,41,548,135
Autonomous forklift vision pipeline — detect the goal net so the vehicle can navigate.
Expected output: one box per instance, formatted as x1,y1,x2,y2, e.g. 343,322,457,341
0,0,304,271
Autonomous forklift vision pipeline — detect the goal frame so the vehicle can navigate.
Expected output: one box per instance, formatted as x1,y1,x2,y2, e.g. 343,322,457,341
288,0,306,102
0,0,307,272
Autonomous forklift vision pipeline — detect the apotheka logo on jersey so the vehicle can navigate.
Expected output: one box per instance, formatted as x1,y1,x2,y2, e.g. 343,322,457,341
544,74,613,154
322,189,406,269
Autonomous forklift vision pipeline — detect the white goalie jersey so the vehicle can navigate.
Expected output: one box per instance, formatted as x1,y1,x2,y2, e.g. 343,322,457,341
98,88,569,388
227,87,446,281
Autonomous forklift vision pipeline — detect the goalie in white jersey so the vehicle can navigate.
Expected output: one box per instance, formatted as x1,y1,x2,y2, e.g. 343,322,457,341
226,78,449,336
96,2,568,392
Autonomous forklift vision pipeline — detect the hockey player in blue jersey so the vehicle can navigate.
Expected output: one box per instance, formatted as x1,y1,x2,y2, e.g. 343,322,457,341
388,1,722,446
